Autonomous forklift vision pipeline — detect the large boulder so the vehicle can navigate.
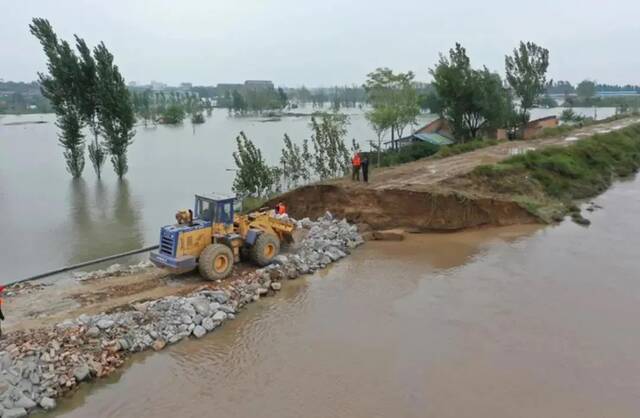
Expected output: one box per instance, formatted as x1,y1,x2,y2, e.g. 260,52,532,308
212,311,227,321
73,364,91,382
4,408,28,418
39,397,56,410
189,297,211,317
96,318,115,330
192,326,207,338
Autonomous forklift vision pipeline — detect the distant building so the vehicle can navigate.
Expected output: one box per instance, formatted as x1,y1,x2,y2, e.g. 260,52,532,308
150,81,168,91
385,118,454,149
216,83,244,96
495,115,559,140
244,80,274,90
180,82,193,90
415,118,454,138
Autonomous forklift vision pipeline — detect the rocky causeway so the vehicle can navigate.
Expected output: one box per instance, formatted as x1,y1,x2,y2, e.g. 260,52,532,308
0,213,363,417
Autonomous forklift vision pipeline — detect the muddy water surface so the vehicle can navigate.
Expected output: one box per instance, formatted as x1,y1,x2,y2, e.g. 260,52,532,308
50,179,640,418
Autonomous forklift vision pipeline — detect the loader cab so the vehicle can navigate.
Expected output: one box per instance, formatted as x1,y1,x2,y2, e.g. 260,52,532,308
194,194,236,225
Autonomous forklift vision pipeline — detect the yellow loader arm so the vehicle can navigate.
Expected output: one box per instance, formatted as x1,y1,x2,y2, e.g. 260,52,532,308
234,210,295,242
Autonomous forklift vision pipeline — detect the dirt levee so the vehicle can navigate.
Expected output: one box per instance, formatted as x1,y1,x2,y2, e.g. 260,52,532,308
274,116,640,230
280,184,537,231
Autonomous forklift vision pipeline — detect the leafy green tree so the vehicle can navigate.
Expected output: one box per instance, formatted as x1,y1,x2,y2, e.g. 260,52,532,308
298,86,312,104
505,41,550,127
418,91,442,114
279,133,310,188
560,108,585,123
366,108,392,166
537,94,558,107
231,90,247,115
431,44,513,141
75,35,106,178
472,67,513,133
277,87,288,109
310,113,350,180
365,68,419,144
162,103,185,124
191,111,205,124
57,109,86,177
576,80,596,104
232,131,276,197
94,42,136,177
547,80,574,97
30,18,86,177
141,90,153,126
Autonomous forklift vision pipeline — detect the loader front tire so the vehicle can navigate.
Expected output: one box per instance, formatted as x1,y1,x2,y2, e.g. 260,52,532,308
199,244,234,280
250,233,280,267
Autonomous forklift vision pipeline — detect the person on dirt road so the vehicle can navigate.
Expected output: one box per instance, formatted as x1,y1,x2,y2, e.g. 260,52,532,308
361,155,369,183
351,152,361,181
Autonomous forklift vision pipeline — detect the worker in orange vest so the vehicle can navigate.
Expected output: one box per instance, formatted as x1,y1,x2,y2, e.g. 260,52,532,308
351,152,361,181
275,201,287,216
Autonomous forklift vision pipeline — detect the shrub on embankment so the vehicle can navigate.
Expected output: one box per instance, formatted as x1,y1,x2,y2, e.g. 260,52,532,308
366,142,440,167
368,138,498,168
470,123,640,219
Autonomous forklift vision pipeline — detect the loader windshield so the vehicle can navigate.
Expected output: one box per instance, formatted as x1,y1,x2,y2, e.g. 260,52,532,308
196,198,216,222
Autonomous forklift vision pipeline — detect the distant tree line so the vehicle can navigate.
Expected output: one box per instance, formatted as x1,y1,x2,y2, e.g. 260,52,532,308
0,81,53,114
30,18,135,178
129,90,211,126
286,86,367,109
547,81,640,95
546,80,640,108
219,87,288,115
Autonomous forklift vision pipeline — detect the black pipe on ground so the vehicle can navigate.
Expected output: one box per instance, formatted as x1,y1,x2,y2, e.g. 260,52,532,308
7,245,159,286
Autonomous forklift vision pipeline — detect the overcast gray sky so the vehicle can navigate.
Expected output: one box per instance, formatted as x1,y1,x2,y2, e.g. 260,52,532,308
2,0,638,87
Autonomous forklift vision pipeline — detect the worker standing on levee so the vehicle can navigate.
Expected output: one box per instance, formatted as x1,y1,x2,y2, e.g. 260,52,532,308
351,152,361,181
361,155,369,183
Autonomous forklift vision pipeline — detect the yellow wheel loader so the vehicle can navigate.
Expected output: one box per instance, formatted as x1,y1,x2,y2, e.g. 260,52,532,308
150,193,294,280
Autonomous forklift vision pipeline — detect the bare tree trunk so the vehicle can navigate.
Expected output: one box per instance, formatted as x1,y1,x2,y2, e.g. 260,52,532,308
377,134,382,168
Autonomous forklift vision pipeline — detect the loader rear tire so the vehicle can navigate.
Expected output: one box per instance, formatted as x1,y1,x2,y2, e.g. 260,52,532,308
199,244,234,281
250,233,280,267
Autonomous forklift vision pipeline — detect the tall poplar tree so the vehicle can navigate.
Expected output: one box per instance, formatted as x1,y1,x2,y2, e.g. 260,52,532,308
75,35,106,177
505,41,550,128
94,42,136,177
29,18,86,178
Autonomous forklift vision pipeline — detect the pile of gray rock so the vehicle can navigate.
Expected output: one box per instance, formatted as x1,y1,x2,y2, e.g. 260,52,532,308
261,212,363,280
0,213,362,417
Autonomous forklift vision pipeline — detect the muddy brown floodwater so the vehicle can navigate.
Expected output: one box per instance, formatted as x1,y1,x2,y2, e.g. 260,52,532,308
47,179,640,418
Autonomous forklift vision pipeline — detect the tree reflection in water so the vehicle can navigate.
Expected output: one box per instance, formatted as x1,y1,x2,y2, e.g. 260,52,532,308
67,178,143,264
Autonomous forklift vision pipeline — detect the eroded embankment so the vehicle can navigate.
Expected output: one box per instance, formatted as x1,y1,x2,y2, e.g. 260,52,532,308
276,184,537,231
274,122,640,230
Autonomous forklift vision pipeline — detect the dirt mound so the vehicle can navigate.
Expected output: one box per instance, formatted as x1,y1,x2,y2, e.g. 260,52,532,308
275,184,537,231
